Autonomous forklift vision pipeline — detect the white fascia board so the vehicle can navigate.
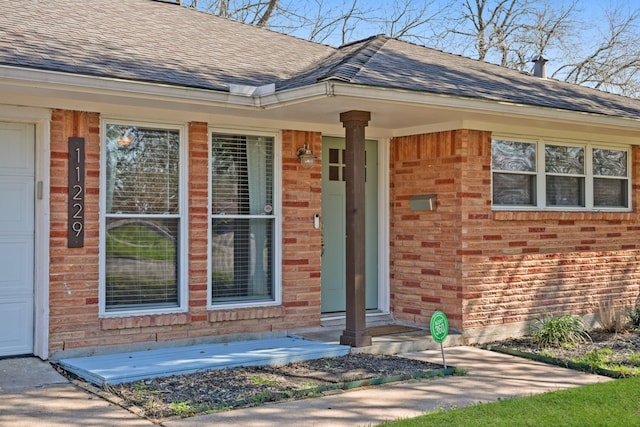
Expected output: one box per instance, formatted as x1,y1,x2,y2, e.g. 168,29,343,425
4,65,640,135
323,82,640,131
0,66,256,109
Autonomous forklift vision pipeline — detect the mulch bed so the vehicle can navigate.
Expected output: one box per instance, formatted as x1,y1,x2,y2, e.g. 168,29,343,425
104,353,447,420
486,329,640,377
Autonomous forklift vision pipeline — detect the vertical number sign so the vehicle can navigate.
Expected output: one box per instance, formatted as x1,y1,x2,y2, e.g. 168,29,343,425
68,137,85,248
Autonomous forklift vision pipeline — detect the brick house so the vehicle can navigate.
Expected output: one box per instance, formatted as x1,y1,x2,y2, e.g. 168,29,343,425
2,0,640,359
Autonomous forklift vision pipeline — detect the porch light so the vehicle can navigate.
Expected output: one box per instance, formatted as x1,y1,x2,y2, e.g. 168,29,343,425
297,143,316,169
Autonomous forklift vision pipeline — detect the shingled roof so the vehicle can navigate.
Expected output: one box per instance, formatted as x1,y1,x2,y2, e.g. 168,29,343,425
3,0,640,121
0,0,334,91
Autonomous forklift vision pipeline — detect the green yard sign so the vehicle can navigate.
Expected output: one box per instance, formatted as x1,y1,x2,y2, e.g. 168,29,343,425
430,310,449,343
430,310,449,369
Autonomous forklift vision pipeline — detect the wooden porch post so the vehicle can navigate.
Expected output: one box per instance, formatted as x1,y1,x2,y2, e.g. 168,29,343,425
339,110,372,347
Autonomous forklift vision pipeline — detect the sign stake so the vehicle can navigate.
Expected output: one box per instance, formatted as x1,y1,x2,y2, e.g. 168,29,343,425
430,310,449,369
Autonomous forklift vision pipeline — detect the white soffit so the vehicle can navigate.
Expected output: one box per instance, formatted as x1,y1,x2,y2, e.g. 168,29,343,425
2,66,640,140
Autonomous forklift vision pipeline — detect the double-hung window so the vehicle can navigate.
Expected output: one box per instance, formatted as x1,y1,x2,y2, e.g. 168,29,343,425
492,137,630,210
101,123,185,314
210,131,278,306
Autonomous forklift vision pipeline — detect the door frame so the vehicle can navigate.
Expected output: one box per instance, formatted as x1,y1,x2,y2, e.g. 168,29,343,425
0,105,50,359
320,135,390,317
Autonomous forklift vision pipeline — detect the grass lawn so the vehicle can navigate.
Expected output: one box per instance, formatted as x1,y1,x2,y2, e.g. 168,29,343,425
382,375,640,426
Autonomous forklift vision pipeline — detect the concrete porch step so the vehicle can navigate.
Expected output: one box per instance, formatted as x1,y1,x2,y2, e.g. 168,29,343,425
292,325,464,356
57,337,350,386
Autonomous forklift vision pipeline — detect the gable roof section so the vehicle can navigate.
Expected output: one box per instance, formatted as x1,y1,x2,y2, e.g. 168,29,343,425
284,35,640,121
2,1,640,123
0,0,335,91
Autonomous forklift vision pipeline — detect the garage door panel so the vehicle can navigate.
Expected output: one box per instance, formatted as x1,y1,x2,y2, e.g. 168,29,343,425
0,121,34,357
0,240,33,294
0,124,34,174
0,179,34,234
0,299,33,356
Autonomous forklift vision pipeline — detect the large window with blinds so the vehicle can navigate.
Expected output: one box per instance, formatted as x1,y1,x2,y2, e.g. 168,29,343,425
492,137,630,210
210,132,276,305
101,123,185,314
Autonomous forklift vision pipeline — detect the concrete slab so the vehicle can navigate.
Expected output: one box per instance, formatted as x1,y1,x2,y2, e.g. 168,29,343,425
0,383,153,427
0,357,66,392
58,337,350,385
0,357,152,427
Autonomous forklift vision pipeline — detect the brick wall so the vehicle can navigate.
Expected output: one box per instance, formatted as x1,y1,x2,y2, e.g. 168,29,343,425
280,130,323,328
49,110,102,354
390,130,476,329
390,129,640,338
48,110,322,356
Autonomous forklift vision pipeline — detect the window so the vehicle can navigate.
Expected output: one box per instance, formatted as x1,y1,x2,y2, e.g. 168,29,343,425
102,123,185,314
210,132,277,305
492,138,630,210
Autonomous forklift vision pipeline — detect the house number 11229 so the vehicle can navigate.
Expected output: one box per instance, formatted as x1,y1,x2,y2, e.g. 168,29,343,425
68,137,85,248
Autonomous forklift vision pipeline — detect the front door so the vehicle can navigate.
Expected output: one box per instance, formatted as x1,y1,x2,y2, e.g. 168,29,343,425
321,136,378,313
0,122,35,357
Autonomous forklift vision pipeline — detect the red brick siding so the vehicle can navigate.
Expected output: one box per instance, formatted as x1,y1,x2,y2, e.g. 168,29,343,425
48,110,322,355
280,130,323,328
49,110,101,353
391,130,640,333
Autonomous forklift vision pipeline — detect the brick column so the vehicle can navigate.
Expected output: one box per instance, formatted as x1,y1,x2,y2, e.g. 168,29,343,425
339,110,372,347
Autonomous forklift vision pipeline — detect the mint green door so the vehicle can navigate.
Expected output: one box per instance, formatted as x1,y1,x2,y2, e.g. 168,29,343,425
321,137,378,313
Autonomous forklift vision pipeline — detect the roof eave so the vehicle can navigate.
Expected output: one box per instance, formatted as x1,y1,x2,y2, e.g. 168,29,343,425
0,65,260,110
2,66,640,134
315,82,640,132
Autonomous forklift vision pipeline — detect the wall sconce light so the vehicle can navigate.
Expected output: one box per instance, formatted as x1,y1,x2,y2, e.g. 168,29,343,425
297,143,316,169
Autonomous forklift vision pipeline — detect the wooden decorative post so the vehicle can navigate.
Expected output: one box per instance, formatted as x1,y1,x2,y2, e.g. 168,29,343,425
339,110,372,347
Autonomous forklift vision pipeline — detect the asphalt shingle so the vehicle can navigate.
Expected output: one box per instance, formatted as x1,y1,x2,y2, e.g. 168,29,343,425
3,0,640,121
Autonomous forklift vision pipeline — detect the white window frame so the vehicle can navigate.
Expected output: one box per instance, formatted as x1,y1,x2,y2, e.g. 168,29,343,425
207,127,282,310
99,119,189,317
492,136,632,212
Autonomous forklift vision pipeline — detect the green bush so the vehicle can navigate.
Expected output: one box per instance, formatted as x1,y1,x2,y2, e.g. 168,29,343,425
628,307,640,329
530,313,591,348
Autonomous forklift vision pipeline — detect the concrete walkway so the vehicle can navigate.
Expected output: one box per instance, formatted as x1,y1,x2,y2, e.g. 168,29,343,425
0,347,610,427
0,357,152,427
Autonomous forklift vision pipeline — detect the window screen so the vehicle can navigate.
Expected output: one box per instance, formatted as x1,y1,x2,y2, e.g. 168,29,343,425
104,124,181,311
211,133,275,303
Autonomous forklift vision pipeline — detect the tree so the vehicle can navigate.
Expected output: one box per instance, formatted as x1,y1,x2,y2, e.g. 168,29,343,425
183,0,280,27
182,0,640,97
440,0,579,70
553,5,640,97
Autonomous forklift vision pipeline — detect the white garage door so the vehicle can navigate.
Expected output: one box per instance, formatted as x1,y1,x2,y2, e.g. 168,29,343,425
0,122,35,357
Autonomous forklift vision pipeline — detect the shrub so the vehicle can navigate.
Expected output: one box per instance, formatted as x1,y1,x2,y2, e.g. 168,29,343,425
597,300,631,333
530,313,591,348
628,307,640,329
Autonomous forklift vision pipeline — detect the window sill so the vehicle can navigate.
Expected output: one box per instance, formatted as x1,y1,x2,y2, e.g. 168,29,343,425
492,210,638,221
208,305,285,323
100,312,189,330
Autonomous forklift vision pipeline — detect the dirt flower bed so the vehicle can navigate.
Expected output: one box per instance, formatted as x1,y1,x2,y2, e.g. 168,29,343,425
107,353,444,420
489,329,640,377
